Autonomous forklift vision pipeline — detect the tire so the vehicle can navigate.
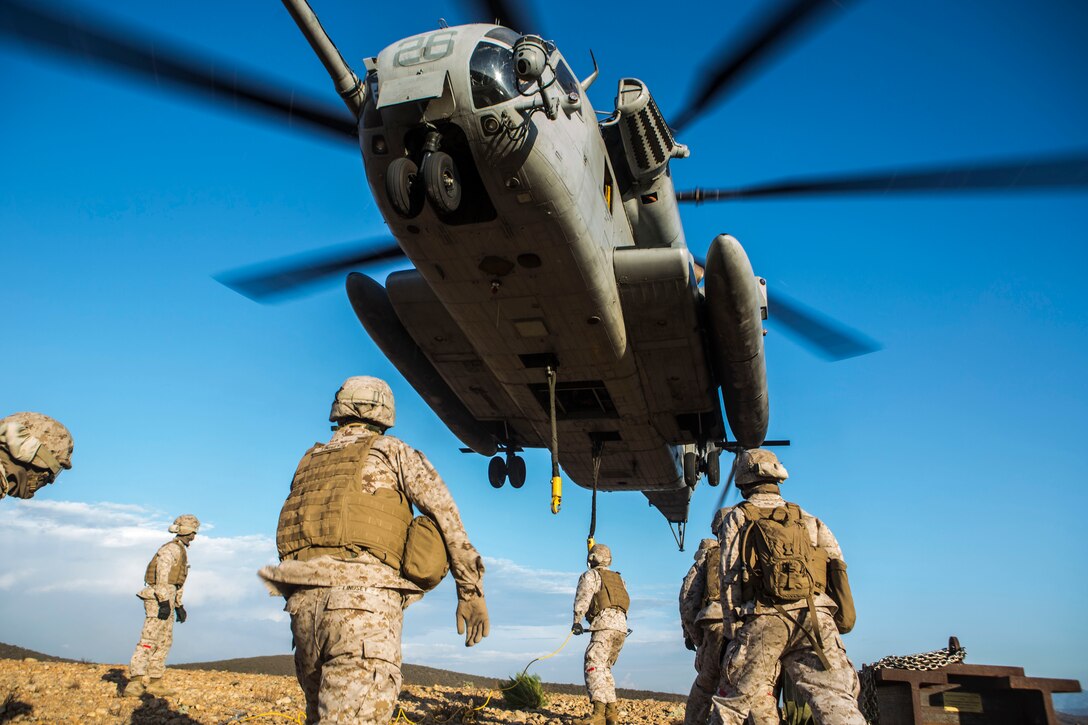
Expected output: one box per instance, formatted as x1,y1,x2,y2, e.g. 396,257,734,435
706,450,721,487
507,455,527,489
423,150,461,213
683,451,699,489
385,157,422,218
488,456,507,488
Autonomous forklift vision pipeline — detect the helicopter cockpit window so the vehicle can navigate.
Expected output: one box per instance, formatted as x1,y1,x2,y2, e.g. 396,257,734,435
362,70,382,129
555,59,579,96
484,27,521,45
471,41,519,109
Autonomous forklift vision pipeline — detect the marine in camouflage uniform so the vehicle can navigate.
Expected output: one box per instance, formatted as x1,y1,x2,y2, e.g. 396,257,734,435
259,376,489,725
571,543,629,725
124,514,200,698
710,449,864,725
679,510,729,725
0,412,73,501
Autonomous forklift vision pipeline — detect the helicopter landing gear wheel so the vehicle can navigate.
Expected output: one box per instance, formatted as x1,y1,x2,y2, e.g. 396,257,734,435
385,157,423,218
706,450,721,487
683,451,699,489
488,456,507,488
507,455,526,489
422,150,461,213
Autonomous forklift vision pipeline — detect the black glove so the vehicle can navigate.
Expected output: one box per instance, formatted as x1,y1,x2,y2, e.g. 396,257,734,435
156,600,171,620
684,635,696,651
572,622,584,636
175,605,187,623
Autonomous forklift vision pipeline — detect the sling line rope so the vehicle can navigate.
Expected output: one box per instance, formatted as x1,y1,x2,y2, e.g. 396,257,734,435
587,438,604,551
391,630,575,724
547,364,561,515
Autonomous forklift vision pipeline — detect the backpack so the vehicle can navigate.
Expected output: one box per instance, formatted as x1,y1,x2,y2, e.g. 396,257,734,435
738,502,827,603
739,501,834,670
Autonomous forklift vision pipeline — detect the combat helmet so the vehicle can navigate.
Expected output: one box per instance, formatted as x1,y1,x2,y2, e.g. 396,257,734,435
169,514,200,536
587,543,612,568
734,448,788,487
0,412,73,473
329,376,395,429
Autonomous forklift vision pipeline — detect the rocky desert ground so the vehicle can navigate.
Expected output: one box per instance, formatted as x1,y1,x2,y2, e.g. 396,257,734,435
0,658,687,724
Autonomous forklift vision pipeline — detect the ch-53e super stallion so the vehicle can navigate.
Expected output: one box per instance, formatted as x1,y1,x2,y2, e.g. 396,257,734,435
4,0,1085,545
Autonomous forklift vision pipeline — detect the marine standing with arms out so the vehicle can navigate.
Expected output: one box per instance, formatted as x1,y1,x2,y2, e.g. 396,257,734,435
124,514,200,698
710,449,863,724
678,509,729,725
0,412,73,501
572,543,629,725
259,376,489,725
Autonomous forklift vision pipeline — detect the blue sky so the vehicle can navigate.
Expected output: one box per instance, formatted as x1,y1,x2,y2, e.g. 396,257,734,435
2,0,1086,710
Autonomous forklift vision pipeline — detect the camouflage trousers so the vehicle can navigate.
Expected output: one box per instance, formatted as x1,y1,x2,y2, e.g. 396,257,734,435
288,586,405,725
710,609,865,725
584,628,626,703
128,598,175,679
684,621,725,725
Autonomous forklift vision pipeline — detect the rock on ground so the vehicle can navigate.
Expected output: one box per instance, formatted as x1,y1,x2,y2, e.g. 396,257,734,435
0,660,686,724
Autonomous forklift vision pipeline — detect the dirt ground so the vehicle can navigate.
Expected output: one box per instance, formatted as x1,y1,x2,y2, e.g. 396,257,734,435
0,658,686,724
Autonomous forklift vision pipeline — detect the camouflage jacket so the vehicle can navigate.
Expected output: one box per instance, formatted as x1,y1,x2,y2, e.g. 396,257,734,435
573,567,628,633
679,538,723,641
259,425,484,603
0,421,41,500
717,492,843,631
139,538,188,606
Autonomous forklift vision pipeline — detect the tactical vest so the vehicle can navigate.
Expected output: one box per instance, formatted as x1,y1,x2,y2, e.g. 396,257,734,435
276,436,413,567
588,569,630,619
738,501,827,604
145,541,188,586
702,545,722,610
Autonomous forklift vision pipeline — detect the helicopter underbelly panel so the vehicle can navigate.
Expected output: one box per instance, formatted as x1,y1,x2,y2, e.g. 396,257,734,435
365,105,688,496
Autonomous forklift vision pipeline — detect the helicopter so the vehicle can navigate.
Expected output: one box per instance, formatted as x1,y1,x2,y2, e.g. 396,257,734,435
3,0,1085,546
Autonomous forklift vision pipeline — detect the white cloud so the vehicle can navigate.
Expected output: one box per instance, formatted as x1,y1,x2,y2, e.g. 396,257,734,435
0,499,696,693
481,556,578,596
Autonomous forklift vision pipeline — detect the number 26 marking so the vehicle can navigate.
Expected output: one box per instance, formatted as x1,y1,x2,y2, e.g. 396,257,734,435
395,31,457,67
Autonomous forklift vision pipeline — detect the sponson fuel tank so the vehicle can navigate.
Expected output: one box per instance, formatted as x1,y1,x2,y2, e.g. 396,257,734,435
345,272,498,456
704,234,769,448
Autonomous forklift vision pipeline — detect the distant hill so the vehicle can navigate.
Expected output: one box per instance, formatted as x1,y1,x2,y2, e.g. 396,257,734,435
175,653,687,702
0,643,683,703
0,642,72,663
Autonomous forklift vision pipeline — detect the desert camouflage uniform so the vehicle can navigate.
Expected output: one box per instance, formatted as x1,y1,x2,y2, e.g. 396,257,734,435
680,537,726,725
710,491,864,725
259,424,485,725
573,567,628,704
129,539,188,679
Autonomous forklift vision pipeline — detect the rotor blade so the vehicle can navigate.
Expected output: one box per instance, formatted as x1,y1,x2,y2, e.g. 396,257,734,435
676,152,1088,203
216,239,407,303
467,0,536,33
714,454,738,511
770,291,880,361
671,0,851,133
0,0,357,144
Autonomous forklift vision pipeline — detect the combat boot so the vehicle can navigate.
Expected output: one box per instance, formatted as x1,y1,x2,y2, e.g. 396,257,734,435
143,677,175,697
573,701,606,725
122,675,148,698
605,701,621,725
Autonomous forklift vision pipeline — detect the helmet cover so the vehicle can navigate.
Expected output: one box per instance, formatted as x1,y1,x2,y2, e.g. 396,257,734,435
169,514,201,536
0,412,73,471
329,376,395,429
734,448,788,487
587,543,612,568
